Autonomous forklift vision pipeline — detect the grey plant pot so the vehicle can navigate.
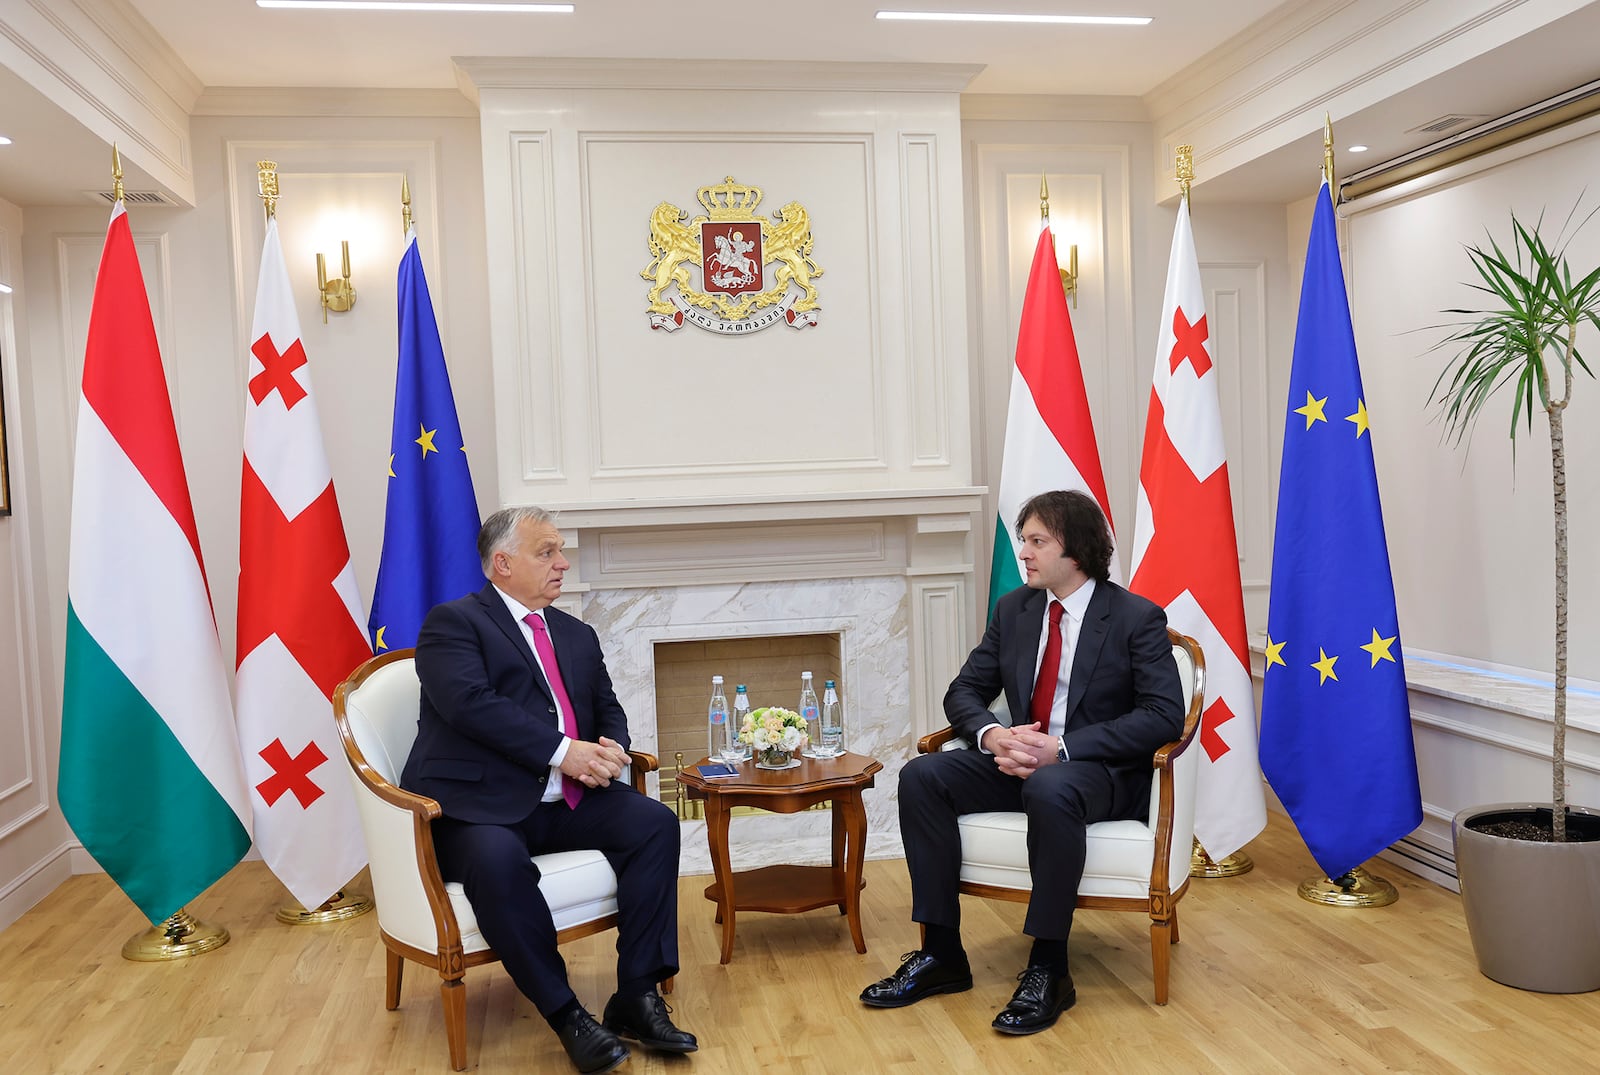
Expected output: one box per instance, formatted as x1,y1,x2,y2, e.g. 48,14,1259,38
1452,802,1600,993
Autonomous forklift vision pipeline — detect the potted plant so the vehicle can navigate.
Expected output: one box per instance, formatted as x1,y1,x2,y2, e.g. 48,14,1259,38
1432,207,1600,993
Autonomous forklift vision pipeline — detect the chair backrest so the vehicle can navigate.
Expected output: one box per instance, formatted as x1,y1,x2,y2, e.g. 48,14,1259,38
339,650,423,786
1158,631,1206,889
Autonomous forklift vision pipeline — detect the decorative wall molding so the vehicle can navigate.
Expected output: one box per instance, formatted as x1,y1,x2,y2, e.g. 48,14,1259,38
194,87,476,118
454,57,982,96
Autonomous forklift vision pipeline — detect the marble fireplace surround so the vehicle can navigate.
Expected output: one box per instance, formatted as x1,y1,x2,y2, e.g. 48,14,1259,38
551,490,983,876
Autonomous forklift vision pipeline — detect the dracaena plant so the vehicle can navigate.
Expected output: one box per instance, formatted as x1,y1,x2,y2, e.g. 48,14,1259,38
1431,207,1600,842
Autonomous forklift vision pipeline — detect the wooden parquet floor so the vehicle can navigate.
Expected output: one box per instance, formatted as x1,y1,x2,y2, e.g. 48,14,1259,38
1,812,1596,1073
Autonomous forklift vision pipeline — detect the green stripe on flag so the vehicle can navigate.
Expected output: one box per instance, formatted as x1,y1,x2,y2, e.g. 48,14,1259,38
59,601,251,924
987,515,1025,622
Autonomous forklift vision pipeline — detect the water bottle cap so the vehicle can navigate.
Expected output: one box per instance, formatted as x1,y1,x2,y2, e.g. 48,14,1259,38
735,684,747,691
712,675,724,683
802,670,813,678
825,680,836,688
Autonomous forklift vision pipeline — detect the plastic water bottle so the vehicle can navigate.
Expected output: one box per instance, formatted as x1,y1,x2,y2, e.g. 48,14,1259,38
727,684,753,762
798,671,821,757
707,676,731,762
817,679,845,758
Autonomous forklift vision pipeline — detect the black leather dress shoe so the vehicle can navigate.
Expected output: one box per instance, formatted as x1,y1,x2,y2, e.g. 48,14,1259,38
602,990,698,1053
991,965,1076,1035
554,1007,630,1074
860,950,974,1008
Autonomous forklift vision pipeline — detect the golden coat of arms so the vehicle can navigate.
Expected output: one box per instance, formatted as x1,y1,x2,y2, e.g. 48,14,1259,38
641,176,823,333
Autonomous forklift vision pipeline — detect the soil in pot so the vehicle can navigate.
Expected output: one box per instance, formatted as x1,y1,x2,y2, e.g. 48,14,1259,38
1465,807,1600,843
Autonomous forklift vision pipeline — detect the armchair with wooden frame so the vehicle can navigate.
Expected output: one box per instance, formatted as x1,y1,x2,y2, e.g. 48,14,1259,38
332,648,664,1071
914,627,1205,1004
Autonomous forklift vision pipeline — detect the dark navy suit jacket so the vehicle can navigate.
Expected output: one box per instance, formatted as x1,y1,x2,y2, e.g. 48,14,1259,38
401,584,632,824
943,580,1184,792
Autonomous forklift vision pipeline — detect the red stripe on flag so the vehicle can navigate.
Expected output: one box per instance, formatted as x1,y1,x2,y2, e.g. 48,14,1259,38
1130,392,1250,667
237,461,371,698
1014,229,1113,527
80,210,206,573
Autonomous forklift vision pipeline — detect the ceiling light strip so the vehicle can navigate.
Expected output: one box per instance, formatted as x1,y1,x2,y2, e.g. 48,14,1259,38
257,1,573,12
876,11,1150,25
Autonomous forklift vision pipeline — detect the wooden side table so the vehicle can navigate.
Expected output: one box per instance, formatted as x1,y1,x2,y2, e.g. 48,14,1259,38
676,751,883,964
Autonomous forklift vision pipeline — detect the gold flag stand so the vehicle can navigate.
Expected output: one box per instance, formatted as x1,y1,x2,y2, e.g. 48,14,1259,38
1190,838,1254,878
277,889,373,926
122,907,229,961
1297,866,1399,908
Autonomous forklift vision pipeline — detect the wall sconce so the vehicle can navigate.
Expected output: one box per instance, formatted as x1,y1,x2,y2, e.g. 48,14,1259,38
315,241,355,323
1057,241,1079,308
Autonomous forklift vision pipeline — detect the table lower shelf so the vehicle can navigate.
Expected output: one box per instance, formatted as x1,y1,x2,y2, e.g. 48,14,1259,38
702,864,867,915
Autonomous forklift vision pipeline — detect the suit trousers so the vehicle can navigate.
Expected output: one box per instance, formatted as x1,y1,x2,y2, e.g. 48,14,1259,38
432,784,681,1016
899,748,1147,941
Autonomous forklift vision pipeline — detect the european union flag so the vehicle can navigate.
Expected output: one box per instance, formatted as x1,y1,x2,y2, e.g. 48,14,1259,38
1258,182,1422,879
368,228,483,652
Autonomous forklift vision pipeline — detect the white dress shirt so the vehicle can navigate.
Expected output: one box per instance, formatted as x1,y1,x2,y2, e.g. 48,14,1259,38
493,585,572,804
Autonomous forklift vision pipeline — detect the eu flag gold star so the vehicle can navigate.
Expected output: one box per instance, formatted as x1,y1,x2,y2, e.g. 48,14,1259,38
1312,647,1339,685
375,625,388,651
387,453,396,478
1360,628,1398,667
1264,635,1287,670
1346,398,1370,438
1294,391,1328,430
416,423,439,458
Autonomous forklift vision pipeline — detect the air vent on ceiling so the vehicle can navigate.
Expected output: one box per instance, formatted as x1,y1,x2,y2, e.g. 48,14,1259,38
86,189,177,206
1408,113,1488,135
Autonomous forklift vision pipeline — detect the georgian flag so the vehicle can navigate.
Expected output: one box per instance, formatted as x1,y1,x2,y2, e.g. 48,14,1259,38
236,215,371,909
1129,198,1267,861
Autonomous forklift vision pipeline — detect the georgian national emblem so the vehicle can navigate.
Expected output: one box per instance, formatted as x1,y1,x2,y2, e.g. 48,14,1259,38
641,175,822,333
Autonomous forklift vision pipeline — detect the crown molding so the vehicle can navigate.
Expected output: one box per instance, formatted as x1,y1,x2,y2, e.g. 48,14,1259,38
960,94,1150,125
453,57,984,102
193,86,478,118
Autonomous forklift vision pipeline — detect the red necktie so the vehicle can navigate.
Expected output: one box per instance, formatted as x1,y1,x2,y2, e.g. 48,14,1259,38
1029,601,1064,730
527,612,583,809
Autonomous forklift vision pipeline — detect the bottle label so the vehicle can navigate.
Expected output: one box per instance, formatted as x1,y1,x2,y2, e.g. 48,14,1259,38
710,710,725,724
802,705,819,721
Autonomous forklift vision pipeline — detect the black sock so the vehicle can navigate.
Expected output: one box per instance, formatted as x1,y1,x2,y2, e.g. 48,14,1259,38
545,998,582,1030
616,975,657,1000
921,924,968,968
1028,938,1068,975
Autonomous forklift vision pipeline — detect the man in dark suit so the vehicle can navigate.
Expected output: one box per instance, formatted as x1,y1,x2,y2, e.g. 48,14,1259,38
402,506,694,1074
861,490,1183,1034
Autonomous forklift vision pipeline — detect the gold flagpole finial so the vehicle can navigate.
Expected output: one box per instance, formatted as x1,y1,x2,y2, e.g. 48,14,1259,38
1040,172,1050,226
1322,113,1336,193
111,143,125,206
401,175,413,237
1175,144,1194,206
257,160,279,220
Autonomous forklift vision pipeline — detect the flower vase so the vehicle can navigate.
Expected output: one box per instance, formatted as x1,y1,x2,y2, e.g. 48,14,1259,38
755,747,795,770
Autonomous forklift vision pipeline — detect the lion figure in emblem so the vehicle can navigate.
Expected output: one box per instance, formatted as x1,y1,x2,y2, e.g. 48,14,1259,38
766,202,823,313
641,202,698,314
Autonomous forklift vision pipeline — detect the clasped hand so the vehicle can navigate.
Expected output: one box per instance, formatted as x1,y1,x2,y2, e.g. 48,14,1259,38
982,722,1059,779
560,735,630,788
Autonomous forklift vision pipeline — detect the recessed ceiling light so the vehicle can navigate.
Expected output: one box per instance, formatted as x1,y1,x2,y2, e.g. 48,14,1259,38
876,10,1150,25
1348,144,1370,153
0,282,13,294
0,136,12,146
257,1,573,11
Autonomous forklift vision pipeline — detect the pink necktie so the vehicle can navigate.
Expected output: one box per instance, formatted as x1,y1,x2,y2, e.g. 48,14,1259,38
527,612,583,809
1030,601,1064,730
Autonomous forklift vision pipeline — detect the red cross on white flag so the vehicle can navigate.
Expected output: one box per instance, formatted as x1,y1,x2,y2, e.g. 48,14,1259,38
1129,198,1266,861
236,215,371,910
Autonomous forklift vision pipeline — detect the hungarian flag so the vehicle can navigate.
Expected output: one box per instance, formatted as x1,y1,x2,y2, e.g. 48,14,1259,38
59,203,252,924
988,226,1120,619
1129,198,1266,861
236,214,371,910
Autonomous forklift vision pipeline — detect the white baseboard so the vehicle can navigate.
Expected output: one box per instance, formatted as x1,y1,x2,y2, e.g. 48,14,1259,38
0,842,75,933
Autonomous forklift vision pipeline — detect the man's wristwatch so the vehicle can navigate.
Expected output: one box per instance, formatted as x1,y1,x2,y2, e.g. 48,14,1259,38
1056,737,1068,764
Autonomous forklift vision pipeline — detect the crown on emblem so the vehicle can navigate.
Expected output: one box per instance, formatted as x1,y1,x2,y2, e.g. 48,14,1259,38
697,176,764,220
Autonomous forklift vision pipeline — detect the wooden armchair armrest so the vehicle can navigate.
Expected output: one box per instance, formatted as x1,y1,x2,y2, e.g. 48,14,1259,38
917,727,957,754
626,750,659,793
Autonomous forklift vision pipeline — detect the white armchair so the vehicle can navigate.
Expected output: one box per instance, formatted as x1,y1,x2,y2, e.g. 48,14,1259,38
332,649,663,1071
915,628,1205,1004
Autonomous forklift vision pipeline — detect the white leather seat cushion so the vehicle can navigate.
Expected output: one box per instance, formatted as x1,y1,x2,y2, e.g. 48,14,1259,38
957,812,1157,901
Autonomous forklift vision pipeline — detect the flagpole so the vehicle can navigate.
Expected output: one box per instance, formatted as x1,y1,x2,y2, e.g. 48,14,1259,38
1276,117,1402,909
1164,143,1262,883
247,160,375,928
402,174,412,237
